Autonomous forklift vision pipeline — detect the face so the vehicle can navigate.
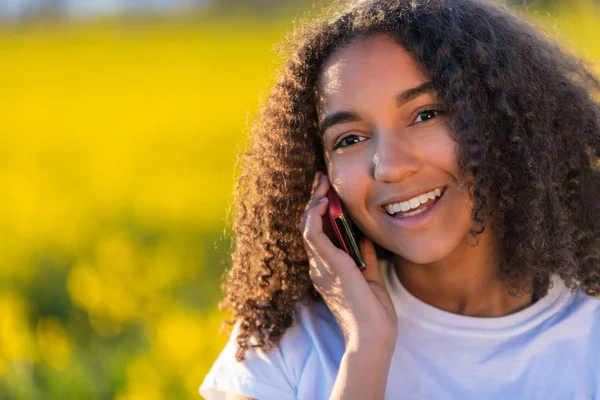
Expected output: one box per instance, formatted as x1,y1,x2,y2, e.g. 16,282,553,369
317,34,476,265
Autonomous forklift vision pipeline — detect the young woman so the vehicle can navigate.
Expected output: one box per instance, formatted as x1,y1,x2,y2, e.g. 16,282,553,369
200,0,600,398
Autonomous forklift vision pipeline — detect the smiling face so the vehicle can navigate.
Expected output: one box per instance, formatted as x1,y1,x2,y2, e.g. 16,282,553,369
317,34,477,265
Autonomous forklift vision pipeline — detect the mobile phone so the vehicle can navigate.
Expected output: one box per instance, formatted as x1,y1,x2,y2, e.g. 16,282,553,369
325,186,366,271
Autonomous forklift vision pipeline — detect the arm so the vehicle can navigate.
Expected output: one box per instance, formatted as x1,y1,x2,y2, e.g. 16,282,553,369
301,173,398,400
222,340,393,400
224,394,255,400
329,336,395,400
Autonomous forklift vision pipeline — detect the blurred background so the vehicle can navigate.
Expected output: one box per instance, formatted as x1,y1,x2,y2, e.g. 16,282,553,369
0,0,598,399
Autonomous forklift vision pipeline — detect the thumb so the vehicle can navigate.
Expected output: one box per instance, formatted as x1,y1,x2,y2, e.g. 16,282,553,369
359,238,384,284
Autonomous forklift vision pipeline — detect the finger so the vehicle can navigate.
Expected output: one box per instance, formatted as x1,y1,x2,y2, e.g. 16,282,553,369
307,175,330,209
302,173,330,226
302,196,330,249
359,238,384,284
302,196,344,287
311,171,324,192
300,178,327,233
303,196,354,267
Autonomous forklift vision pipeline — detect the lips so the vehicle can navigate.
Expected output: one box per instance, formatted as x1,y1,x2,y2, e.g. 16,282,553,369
380,185,448,229
388,193,442,218
380,186,447,214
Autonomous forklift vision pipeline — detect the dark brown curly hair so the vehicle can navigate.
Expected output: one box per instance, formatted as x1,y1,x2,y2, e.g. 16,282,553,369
218,0,600,361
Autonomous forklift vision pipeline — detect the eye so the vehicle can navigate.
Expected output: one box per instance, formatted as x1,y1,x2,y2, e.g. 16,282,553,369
413,109,441,124
332,134,367,150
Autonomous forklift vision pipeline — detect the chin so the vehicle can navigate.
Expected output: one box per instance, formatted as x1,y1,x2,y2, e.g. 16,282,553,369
398,251,446,265
384,238,459,265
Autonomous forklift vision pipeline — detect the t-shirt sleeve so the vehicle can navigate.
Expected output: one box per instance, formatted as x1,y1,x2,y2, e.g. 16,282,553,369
199,321,306,400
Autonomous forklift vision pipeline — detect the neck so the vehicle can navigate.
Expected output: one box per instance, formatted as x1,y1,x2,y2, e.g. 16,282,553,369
393,229,534,318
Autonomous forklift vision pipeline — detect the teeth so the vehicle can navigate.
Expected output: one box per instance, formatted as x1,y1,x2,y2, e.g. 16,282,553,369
385,187,444,215
403,207,428,217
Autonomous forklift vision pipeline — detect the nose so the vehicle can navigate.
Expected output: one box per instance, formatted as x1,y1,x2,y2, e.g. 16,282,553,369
373,137,420,183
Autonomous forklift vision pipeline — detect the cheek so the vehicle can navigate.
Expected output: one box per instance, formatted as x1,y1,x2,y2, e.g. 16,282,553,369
428,128,459,168
327,172,372,239
422,129,462,187
326,157,368,204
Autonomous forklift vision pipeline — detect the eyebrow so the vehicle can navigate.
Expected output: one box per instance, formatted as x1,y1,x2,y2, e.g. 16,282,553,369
320,110,361,135
396,81,435,106
319,80,436,135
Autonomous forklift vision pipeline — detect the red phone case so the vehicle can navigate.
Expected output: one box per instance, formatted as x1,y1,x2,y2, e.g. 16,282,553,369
326,187,366,271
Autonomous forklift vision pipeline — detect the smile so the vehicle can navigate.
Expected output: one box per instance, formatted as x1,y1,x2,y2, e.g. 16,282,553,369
384,186,446,217
381,186,448,229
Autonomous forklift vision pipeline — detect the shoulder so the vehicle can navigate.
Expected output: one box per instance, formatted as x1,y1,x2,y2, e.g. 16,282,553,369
547,284,600,370
546,279,600,335
200,299,344,400
562,284,600,322
571,288,600,336
292,298,345,354
557,288,600,392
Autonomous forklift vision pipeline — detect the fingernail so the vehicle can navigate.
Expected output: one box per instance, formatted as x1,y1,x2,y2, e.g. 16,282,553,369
318,196,328,203
319,174,327,183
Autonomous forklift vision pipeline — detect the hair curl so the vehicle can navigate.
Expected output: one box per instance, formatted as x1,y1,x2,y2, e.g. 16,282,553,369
218,0,600,361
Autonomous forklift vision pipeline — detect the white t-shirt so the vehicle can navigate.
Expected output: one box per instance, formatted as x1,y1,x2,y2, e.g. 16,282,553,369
200,261,600,400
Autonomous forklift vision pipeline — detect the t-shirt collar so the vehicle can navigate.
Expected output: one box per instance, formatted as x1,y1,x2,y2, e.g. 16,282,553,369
379,259,572,338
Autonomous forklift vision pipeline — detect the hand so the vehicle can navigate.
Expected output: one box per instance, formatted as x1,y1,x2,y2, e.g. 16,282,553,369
300,172,398,350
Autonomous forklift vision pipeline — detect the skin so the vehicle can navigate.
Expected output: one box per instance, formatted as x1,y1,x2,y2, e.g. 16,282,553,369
226,33,537,400
316,34,533,318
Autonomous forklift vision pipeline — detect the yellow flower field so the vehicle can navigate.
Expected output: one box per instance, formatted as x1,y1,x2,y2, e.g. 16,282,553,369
0,1,598,399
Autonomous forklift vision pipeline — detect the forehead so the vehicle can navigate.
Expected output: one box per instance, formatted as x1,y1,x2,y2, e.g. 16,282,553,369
317,34,427,111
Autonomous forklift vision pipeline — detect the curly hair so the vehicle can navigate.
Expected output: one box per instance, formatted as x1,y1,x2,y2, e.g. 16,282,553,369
218,0,600,361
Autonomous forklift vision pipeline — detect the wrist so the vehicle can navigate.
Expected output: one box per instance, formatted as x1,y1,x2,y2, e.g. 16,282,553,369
345,327,397,355
331,333,395,400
